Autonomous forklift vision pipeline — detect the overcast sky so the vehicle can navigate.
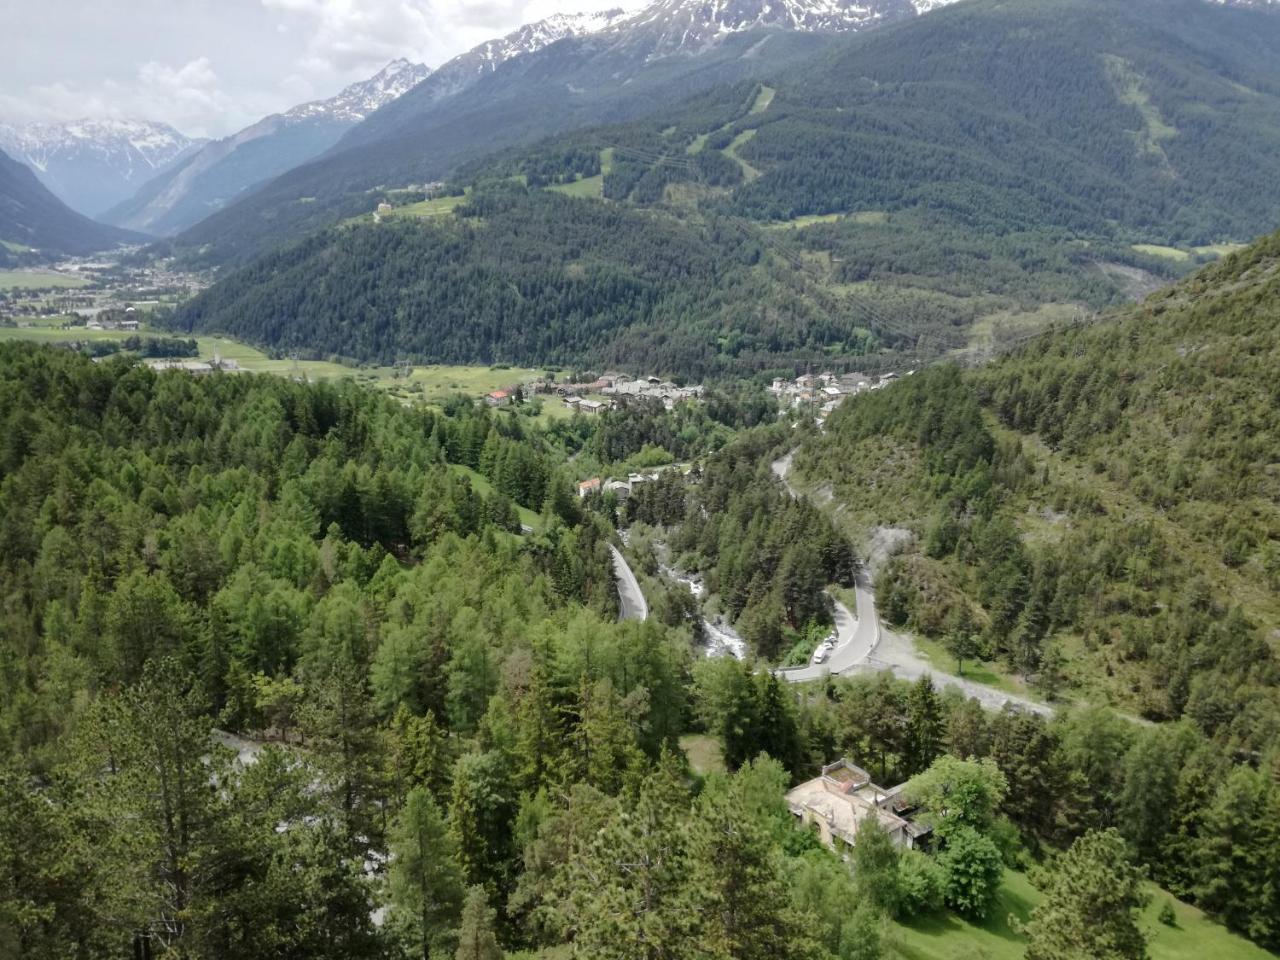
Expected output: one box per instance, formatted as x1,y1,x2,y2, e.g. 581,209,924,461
3,0,626,138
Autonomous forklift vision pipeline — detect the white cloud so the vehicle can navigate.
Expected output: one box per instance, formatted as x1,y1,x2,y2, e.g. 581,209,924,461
0,58,244,138
0,0,630,137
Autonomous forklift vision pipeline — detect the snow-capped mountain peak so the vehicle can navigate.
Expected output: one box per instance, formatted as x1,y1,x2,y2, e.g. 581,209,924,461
468,8,636,70
284,59,433,124
598,0,964,54
0,119,198,174
0,118,204,215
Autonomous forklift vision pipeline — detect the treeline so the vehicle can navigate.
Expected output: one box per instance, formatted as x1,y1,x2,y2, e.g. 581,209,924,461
79,335,199,359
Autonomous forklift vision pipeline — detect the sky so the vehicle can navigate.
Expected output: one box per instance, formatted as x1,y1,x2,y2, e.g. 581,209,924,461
3,0,627,138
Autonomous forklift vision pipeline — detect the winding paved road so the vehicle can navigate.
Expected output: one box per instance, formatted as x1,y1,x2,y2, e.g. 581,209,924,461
610,544,649,622
770,451,1052,715
778,575,878,682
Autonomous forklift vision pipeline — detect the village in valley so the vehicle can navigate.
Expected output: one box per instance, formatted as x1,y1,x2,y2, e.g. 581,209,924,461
769,369,908,425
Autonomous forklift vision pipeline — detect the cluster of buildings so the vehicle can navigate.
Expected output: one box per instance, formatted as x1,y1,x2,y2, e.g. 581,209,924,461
576,471,661,500
769,370,906,424
85,306,141,331
542,373,703,413
785,758,932,851
143,355,241,376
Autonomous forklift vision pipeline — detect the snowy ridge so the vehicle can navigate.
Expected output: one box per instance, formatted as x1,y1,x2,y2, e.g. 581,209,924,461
0,119,200,178
596,0,962,54
0,119,204,215
284,59,432,125
460,8,635,74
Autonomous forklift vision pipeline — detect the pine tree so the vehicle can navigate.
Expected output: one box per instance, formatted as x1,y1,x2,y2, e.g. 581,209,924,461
693,772,821,960
904,674,943,776
1023,829,1149,960
558,758,712,960
389,787,464,960
454,887,504,960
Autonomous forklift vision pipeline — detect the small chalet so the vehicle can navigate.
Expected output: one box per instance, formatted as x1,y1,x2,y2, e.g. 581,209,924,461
785,759,931,852
485,390,512,407
579,399,606,416
577,477,602,498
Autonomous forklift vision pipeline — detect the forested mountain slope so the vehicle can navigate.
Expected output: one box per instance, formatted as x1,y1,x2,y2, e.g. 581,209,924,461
0,147,139,263
3,342,1280,957
722,0,1280,240
796,228,1280,741
166,28,835,268
170,182,878,377
171,0,1280,373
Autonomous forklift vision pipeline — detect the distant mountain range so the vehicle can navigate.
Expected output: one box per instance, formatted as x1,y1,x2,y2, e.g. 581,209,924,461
0,119,203,218
167,0,959,264
0,147,138,263
101,59,431,237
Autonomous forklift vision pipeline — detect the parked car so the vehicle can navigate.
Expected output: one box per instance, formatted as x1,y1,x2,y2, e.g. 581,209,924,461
811,646,829,665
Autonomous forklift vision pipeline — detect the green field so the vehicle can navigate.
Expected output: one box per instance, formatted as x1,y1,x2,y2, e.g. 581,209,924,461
890,870,1275,960
1132,243,1191,262
1192,242,1248,258
750,85,776,114
548,174,603,199
959,302,1084,360
1,240,33,253
0,325,552,406
390,193,469,219
764,212,852,230
0,269,90,290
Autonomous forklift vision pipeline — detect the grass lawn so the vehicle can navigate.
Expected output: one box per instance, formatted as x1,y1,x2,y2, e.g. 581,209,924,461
0,269,90,290
0,324,130,343
680,734,726,777
750,85,776,114
958,302,1083,361
548,174,603,199
908,632,1034,700
1,240,34,253
391,193,468,219
764,212,848,230
396,364,544,400
890,870,1276,960
530,395,577,426
1132,243,1191,262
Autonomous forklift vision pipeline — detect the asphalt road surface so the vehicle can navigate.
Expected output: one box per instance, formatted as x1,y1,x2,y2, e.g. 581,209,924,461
771,451,1052,714
610,544,649,622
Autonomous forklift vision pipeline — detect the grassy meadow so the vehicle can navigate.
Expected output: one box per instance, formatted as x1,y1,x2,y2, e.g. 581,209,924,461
0,269,90,290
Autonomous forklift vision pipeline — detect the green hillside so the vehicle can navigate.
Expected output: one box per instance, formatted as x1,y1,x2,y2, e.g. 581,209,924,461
170,184,879,378
0,148,138,263
797,226,1280,758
